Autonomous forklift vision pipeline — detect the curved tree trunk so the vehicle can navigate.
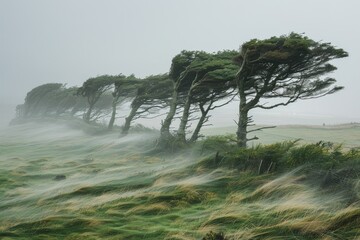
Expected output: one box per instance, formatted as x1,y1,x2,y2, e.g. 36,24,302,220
121,104,140,136
189,112,206,142
190,103,211,142
176,93,192,142
160,89,178,139
236,105,248,148
107,99,117,130
236,70,249,147
84,104,93,123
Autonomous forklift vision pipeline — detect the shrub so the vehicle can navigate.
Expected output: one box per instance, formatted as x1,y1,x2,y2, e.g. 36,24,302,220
199,137,360,174
199,135,238,154
286,141,347,169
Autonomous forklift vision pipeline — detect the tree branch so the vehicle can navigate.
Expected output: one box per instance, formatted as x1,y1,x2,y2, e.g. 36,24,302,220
247,125,276,133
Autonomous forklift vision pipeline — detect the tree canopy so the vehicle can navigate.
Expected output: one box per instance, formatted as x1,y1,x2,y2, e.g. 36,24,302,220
77,75,114,123
122,74,172,135
235,33,348,147
159,50,239,144
15,33,348,150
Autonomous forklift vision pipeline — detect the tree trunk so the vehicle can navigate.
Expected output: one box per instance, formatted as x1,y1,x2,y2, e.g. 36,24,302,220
160,89,178,139
176,92,192,142
236,62,249,147
189,103,210,142
107,99,117,130
237,105,248,147
121,104,140,136
189,112,206,142
84,104,93,123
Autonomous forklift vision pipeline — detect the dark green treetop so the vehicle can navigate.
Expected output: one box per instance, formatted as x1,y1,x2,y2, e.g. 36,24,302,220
235,32,348,147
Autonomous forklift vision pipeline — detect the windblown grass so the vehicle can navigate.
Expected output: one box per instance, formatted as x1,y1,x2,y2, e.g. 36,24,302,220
0,122,359,239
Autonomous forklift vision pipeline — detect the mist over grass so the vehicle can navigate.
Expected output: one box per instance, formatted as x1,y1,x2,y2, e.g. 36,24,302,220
0,121,359,239
202,123,360,149
0,103,16,129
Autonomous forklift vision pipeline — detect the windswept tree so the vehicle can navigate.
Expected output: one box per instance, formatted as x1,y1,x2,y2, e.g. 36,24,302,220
23,83,63,117
159,50,239,144
175,50,239,142
69,90,89,117
235,33,348,147
189,84,237,142
16,84,87,120
76,75,114,123
89,92,114,122
159,51,199,142
55,87,86,116
108,74,139,130
121,74,172,135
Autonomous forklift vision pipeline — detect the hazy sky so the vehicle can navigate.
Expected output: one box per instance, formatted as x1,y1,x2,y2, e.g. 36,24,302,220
1,0,359,126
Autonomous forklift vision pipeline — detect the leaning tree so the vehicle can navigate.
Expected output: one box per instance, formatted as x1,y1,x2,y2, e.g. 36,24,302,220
234,33,348,147
17,84,87,120
23,83,64,117
159,50,239,144
108,74,139,130
121,74,172,136
76,75,114,123
159,51,200,142
189,80,237,143
175,50,239,142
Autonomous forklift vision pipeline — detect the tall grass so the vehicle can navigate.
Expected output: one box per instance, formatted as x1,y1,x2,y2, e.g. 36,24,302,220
0,122,359,239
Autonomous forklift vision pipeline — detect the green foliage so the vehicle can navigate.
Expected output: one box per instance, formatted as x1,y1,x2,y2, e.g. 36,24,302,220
286,141,348,169
235,32,348,147
170,50,238,93
199,137,299,171
163,50,240,145
18,84,88,119
200,134,238,153
112,74,140,100
76,75,115,112
169,50,196,81
23,83,63,116
76,75,115,99
237,32,348,99
131,74,172,109
14,32,349,147
199,137,359,174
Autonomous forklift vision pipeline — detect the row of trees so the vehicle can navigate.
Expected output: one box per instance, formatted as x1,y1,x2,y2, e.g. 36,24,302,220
16,33,348,147
16,75,172,134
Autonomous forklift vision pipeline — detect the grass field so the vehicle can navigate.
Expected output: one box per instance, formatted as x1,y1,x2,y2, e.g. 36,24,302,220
0,121,359,239
202,123,360,149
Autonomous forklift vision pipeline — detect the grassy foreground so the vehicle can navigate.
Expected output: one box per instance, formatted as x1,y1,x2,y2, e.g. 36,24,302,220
0,121,359,239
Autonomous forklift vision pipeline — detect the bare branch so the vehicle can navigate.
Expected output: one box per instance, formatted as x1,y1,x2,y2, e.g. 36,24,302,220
209,94,237,110
247,125,276,133
247,136,259,141
233,119,239,126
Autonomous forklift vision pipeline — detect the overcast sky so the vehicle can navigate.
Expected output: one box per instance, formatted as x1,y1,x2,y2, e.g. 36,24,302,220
1,0,359,126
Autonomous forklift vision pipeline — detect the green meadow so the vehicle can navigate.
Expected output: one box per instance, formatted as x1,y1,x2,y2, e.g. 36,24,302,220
203,124,360,149
0,121,359,239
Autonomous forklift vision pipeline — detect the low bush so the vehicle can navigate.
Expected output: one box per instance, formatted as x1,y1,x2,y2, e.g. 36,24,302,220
198,137,360,174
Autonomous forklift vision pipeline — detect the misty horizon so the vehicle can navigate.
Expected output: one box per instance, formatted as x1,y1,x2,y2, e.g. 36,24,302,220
1,0,360,128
